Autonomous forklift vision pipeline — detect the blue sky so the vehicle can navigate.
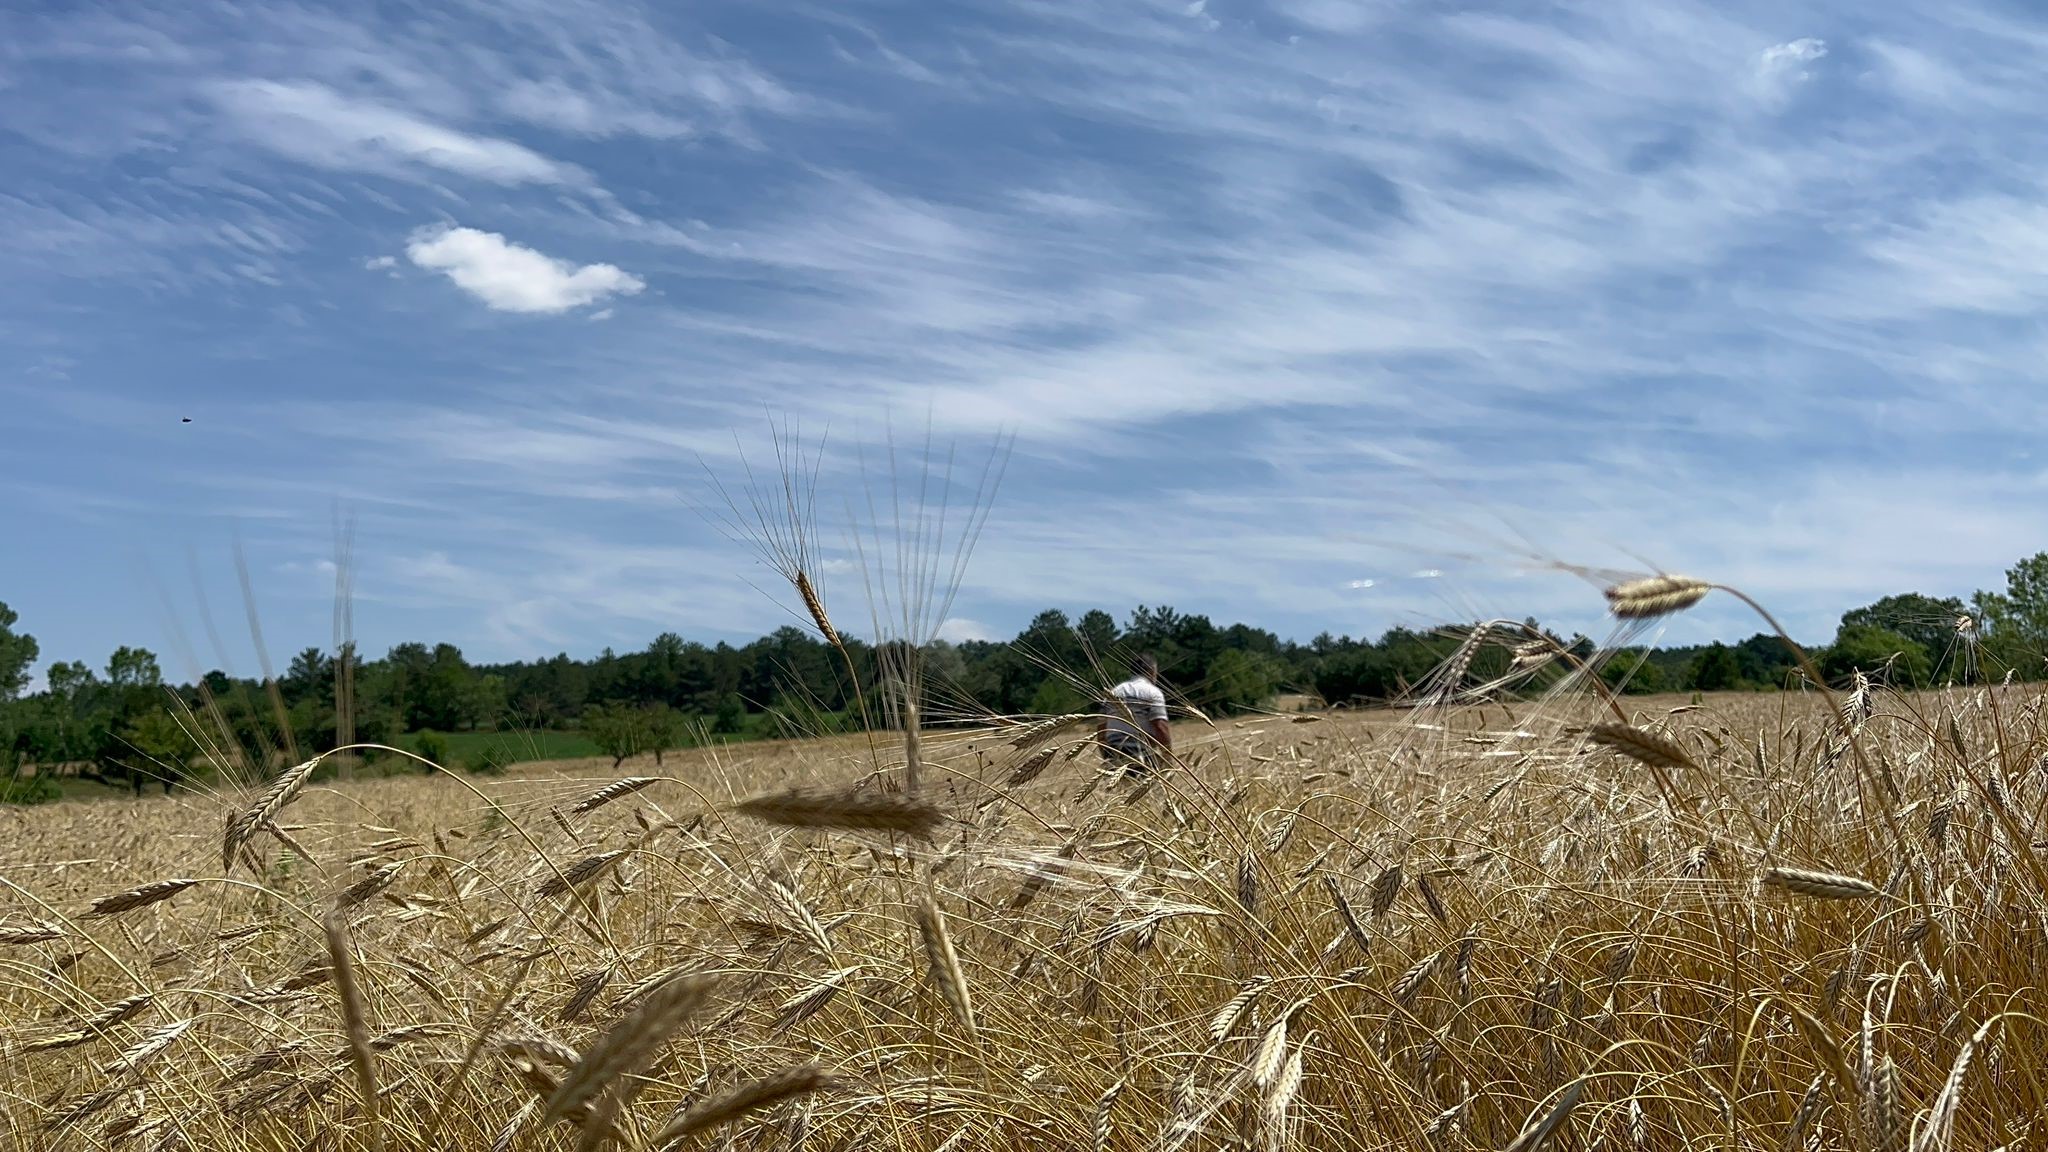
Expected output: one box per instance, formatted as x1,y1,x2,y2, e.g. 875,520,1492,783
3,0,2044,682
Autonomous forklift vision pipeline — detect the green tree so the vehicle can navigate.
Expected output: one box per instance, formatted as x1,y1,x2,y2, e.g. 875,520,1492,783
117,709,202,795
0,601,38,700
1076,610,1120,663
1973,552,2048,678
711,693,747,736
105,646,162,690
1026,676,1086,716
1840,594,1968,678
1598,651,1667,695
1685,643,1743,692
1204,648,1285,713
585,702,645,767
284,647,334,706
641,704,680,767
1820,625,1932,687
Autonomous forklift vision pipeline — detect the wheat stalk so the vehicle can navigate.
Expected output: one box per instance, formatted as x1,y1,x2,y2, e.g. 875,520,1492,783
557,967,612,1023
102,1018,192,1075
537,849,629,899
1503,1078,1585,1152
1092,1079,1124,1152
1210,977,1271,1044
324,910,383,1152
1007,745,1061,788
336,861,405,910
1258,1044,1304,1152
1007,713,1095,753
795,570,842,649
1369,864,1402,919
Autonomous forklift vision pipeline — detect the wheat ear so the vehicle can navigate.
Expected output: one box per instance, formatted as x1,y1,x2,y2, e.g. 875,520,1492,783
733,786,944,840
651,1063,832,1146
87,879,200,918
1604,575,1711,620
1589,724,1701,773
0,920,66,944
225,755,322,870
1762,867,1883,900
1503,1078,1585,1152
914,892,978,1038
571,777,659,814
543,972,718,1126
795,571,842,648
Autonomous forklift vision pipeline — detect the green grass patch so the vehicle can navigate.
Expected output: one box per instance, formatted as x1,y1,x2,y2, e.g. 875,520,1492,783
398,729,603,768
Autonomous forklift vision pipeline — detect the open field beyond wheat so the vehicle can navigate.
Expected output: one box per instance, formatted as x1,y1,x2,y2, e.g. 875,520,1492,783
5,688,2048,1151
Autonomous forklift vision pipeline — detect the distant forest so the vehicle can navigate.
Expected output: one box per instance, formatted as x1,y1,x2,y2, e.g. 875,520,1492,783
3,549,2045,797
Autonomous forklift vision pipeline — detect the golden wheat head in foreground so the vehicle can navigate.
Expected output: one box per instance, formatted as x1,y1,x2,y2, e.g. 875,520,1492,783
6,580,2048,1151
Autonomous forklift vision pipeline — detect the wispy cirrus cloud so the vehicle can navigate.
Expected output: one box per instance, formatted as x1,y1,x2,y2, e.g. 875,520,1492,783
208,80,584,186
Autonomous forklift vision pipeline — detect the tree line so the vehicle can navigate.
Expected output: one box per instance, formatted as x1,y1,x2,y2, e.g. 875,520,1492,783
3,551,2045,801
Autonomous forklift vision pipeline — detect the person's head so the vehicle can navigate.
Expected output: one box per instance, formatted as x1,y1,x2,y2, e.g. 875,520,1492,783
1129,654,1160,682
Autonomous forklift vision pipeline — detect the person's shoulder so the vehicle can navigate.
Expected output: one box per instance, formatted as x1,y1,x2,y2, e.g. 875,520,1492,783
1129,678,1166,701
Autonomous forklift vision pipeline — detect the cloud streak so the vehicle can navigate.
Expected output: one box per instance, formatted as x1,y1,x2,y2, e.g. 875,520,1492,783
209,80,584,186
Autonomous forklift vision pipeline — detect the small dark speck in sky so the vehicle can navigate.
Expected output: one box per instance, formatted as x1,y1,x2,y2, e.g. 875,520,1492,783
181,417,192,423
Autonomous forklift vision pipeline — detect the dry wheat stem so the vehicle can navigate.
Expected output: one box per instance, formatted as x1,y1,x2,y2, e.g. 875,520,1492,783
1503,1078,1585,1152
323,910,383,1152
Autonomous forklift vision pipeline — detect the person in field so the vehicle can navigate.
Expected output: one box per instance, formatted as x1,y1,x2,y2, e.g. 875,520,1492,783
1098,654,1172,777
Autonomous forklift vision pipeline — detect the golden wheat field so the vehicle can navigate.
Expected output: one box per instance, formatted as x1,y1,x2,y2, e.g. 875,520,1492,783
4,684,2046,1152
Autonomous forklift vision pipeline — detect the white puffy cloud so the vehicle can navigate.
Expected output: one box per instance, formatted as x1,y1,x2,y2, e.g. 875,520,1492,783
936,617,994,643
404,227,644,314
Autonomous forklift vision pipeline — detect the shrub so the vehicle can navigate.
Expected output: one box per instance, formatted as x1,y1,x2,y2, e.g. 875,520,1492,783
0,769,60,805
412,730,450,772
